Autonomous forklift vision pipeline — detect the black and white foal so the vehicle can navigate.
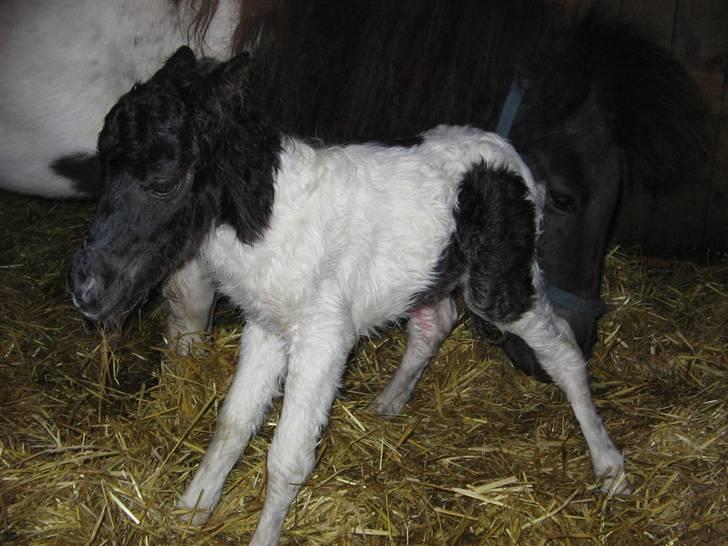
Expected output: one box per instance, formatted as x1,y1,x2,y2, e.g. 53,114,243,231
70,47,628,545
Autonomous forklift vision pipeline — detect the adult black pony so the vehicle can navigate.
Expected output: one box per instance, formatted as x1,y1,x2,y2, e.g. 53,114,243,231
234,0,708,380
0,0,706,380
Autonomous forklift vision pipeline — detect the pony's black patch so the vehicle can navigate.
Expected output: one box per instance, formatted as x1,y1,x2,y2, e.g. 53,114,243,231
421,162,536,325
50,153,101,196
455,163,536,324
205,98,281,245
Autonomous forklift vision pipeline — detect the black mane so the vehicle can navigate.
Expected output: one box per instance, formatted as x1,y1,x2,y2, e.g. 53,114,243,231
245,0,707,190
190,54,281,245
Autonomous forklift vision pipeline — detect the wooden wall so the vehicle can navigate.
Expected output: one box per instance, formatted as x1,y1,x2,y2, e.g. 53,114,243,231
568,0,728,261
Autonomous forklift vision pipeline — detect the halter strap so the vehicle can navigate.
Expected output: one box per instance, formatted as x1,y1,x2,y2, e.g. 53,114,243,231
495,80,608,320
496,79,526,138
544,283,608,319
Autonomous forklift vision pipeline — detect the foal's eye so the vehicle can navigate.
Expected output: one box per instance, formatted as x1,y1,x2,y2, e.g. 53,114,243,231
547,190,578,213
148,179,181,198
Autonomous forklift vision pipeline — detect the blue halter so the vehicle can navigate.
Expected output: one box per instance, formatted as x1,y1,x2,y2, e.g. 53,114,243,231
496,79,607,319
543,284,608,318
496,79,526,138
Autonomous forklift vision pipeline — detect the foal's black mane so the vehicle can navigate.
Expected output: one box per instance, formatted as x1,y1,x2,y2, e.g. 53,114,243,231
233,0,706,192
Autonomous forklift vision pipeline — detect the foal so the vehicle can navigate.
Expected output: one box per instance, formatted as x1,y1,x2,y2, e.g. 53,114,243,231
70,47,628,545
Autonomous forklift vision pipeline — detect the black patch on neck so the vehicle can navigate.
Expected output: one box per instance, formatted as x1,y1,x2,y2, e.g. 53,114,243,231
50,153,101,196
201,110,281,245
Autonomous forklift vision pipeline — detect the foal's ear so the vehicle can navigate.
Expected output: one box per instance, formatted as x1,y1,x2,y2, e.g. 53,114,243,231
153,46,198,81
207,52,253,104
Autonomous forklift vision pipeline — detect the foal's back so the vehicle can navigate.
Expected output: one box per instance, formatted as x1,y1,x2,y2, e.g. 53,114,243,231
203,126,537,337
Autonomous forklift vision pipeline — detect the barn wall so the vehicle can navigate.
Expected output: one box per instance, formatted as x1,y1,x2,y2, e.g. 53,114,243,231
568,0,728,261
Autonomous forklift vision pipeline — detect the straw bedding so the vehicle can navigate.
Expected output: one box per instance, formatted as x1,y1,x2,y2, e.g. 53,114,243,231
1,191,726,545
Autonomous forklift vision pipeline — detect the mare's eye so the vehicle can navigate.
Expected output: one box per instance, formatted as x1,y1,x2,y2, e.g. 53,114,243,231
547,190,578,213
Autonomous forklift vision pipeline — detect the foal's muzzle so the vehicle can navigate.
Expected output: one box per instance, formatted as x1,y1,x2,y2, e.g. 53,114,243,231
69,249,114,322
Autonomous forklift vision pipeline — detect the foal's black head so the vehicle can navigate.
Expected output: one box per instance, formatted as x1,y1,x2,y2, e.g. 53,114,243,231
70,47,278,324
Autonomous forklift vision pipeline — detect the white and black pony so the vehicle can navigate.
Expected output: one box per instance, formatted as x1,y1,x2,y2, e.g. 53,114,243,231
0,0,706,380
69,46,628,546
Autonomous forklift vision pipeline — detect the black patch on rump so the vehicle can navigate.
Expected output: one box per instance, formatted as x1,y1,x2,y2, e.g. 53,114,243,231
426,163,537,328
50,153,101,196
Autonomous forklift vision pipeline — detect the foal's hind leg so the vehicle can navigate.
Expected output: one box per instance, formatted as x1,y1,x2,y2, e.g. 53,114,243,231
503,297,629,494
163,257,216,354
374,297,458,415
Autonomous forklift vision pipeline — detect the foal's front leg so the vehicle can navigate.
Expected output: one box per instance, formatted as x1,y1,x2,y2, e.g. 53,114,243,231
374,297,458,415
177,321,288,524
504,299,629,494
250,328,354,546
163,257,216,354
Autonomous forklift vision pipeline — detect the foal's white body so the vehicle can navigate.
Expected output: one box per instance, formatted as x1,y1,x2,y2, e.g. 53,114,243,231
207,128,539,337
169,127,626,545
0,0,238,197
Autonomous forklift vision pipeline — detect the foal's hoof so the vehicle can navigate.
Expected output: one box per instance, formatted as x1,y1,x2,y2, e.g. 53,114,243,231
600,471,632,496
177,504,212,526
166,331,208,357
369,394,407,417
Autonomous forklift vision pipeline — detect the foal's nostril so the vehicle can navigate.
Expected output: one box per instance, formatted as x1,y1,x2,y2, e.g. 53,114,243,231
71,271,99,311
70,255,104,316
78,276,98,306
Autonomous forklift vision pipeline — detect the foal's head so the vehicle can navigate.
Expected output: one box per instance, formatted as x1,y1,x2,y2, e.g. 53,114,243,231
70,47,273,323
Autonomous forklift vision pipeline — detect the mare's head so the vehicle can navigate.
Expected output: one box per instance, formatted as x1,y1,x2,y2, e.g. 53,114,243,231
506,84,620,380
70,47,277,324
502,16,706,380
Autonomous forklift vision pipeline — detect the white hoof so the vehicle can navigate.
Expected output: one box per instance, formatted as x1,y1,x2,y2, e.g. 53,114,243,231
370,392,408,416
600,469,632,495
176,500,212,526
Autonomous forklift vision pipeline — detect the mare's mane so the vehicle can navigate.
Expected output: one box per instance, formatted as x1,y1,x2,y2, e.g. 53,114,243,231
190,0,707,191
251,0,545,141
